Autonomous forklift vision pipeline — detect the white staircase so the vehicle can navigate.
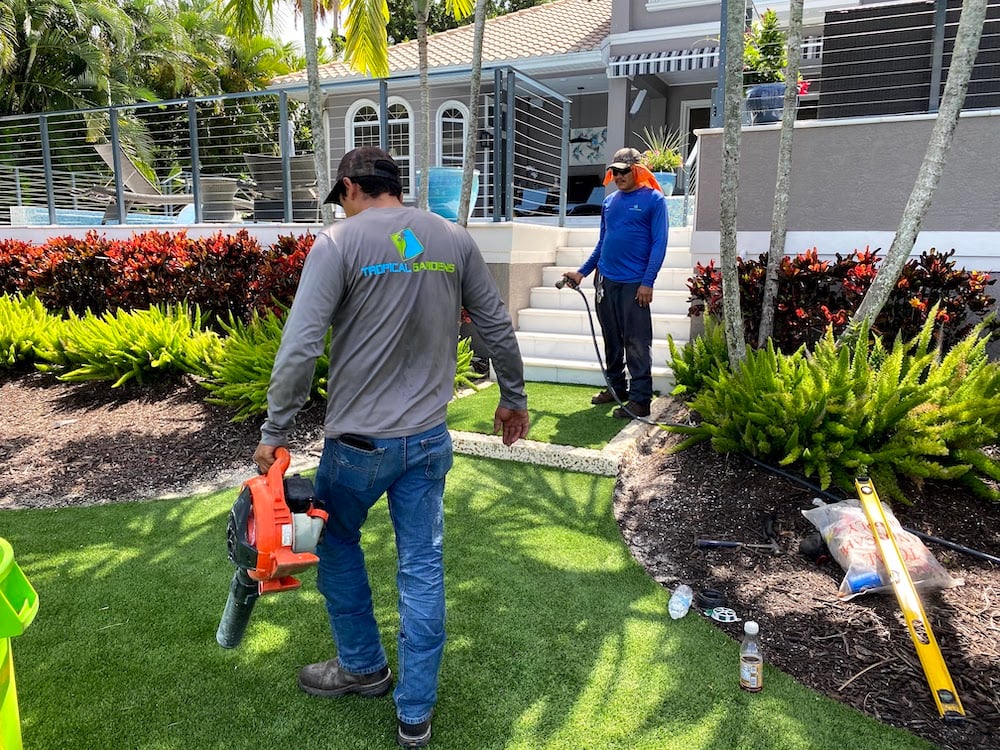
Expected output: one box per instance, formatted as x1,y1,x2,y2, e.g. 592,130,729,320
516,226,693,393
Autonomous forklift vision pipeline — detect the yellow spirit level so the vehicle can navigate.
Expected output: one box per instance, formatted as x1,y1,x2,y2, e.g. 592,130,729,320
854,476,965,723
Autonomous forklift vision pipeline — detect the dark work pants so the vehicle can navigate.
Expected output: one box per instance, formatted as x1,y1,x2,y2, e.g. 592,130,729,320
594,274,653,405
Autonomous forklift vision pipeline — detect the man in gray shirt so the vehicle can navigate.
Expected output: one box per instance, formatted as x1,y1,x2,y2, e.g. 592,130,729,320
253,147,529,748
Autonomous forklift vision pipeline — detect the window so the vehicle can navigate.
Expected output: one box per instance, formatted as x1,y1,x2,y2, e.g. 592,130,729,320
436,101,469,168
345,97,415,197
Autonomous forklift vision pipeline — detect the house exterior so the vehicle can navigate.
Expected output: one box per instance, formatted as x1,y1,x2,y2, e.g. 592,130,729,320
267,0,999,276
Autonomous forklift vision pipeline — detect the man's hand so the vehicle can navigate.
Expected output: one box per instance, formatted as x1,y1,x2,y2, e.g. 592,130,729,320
562,271,584,288
636,285,653,308
493,407,530,446
253,442,280,474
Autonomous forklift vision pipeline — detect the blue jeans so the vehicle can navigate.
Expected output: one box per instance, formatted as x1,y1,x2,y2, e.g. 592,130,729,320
314,422,453,725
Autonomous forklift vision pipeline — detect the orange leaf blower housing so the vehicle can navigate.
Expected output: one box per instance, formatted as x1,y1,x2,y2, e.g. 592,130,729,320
226,446,329,592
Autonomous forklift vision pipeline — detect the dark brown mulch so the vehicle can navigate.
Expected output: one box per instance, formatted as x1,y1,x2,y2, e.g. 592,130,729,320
2,373,998,749
617,399,1000,750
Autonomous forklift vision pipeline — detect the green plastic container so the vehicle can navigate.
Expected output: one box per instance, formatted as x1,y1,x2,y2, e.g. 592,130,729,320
0,538,38,750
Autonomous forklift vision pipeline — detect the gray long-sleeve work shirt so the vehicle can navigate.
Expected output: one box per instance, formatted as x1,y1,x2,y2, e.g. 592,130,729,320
261,205,526,444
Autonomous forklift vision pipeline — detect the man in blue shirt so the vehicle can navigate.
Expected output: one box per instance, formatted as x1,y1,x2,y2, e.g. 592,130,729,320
561,147,669,419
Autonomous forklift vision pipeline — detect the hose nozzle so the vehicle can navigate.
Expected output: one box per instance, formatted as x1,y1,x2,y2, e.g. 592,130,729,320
555,276,577,290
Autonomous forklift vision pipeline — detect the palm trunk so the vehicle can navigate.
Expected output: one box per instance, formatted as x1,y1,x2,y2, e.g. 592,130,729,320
301,0,333,224
415,0,431,209
757,0,803,347
457,0,487,227
719,0,747,366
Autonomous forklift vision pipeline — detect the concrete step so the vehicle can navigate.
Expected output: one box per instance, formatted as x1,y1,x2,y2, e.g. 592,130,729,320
515,330,682,364
535,271,694,302
517,308,689,340
554,247,693,269
521,355,675,393
536,284,689,319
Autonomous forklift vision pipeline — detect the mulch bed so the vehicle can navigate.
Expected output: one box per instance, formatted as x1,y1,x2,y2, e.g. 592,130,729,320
2,372,998,749
616,398,1000,750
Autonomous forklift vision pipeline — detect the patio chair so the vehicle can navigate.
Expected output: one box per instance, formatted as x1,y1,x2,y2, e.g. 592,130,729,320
513,187,552,216
242,153,320,222
89,142,252,223
567,185,606,216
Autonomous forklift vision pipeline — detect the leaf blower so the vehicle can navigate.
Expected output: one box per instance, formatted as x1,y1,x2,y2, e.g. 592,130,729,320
216,447,328,649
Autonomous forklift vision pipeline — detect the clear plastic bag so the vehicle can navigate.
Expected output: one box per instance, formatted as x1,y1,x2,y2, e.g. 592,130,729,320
801,498,963,600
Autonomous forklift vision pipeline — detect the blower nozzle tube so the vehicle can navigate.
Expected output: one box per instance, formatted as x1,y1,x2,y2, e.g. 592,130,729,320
216,567,260,649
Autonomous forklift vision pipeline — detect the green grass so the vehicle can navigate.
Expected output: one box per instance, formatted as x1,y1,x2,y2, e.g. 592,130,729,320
3,457,932,750
447,381,627,449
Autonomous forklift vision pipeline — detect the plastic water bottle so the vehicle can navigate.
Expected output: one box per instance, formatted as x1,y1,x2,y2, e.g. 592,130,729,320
739,620,763,692
668,584,693,619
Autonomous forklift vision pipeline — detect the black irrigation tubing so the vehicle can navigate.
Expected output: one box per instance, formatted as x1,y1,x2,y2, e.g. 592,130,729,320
740,452,1000,566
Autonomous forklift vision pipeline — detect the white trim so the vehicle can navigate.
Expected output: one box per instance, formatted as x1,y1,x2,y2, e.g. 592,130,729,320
645,0,715,11
605,22,719,48
435,100,470,167
680,98,712,159
344,98,380,150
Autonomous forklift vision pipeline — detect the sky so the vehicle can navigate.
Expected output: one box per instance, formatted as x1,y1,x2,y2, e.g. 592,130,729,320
273,4,339,47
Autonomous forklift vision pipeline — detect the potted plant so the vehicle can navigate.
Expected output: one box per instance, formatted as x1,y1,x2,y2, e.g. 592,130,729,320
744,9,810,125
636,126,683,195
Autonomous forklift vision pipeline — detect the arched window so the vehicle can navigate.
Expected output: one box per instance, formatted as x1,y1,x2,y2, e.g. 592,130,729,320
436,101,469,167
345,97,414,198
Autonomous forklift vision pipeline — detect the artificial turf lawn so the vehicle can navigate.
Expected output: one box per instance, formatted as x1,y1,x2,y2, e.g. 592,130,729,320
4,457,933,750
446,381,629,449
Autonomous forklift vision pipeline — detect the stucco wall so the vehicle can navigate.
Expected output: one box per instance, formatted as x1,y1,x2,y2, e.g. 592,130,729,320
690,110,1000,272
694,110,1000,234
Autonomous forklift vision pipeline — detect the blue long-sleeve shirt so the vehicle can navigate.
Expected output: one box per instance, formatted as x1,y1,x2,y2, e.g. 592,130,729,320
578,187,668,287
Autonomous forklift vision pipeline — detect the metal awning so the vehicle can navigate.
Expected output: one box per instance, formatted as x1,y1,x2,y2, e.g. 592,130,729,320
608,48,719,79
607,37,823,80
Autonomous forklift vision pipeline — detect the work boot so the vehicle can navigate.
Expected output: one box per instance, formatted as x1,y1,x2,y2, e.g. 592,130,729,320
613,401,651,419
591,389,627,405
297,657,393,698
397,717,432,747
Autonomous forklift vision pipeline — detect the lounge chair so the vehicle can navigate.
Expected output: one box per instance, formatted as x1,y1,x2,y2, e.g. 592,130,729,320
242,153,319,222
566,185,606,216
89,143,251,223
514,187,552,216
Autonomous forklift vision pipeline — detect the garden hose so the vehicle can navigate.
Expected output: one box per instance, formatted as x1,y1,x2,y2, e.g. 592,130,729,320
554,276,689,429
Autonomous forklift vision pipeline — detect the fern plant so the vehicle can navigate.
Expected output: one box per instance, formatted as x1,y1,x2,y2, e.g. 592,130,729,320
455,336,477,391
36,304,221,386
668,311,1000,503
0,293,62,368
202,310,330,422
667,315,729,397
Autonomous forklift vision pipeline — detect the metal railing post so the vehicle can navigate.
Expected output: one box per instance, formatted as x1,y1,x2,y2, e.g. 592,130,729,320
188,99,202,223
558,99,570,227
504,70,516,222
109,111,127,225
492,69,503,222
39,116,56,225
279,91,292,222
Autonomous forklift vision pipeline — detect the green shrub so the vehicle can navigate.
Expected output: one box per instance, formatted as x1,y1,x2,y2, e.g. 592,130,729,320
0,293,62,368
36,304,222,386
667,315,729,397
455,337,476,391
667,312,1000,504
688,247,996,353
27,231,116,314
202,310,329,422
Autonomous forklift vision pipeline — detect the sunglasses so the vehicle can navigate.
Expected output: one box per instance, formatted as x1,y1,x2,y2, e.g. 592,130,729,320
609,166,632,176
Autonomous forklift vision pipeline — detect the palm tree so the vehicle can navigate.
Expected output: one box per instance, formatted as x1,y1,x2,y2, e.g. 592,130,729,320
222,0,382,223
756,0,803,346
718,0,747,367
412,0,473,209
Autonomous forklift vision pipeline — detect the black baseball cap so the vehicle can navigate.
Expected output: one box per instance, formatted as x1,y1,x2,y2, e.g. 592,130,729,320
324,146,402,205
608,147,642,170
